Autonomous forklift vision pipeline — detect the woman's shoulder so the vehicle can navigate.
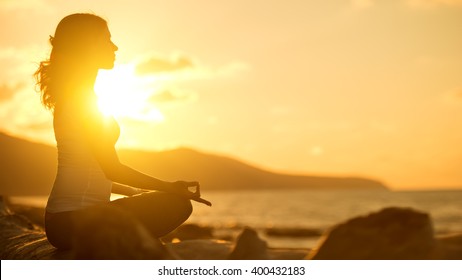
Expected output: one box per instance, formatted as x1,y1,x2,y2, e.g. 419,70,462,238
54,102,119,138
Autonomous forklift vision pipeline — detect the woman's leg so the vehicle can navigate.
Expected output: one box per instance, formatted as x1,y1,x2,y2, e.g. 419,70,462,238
110,192,193,238
45,192,192,250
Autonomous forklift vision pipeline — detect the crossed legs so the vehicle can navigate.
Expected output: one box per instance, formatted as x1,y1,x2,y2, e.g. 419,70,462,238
45,192,193,250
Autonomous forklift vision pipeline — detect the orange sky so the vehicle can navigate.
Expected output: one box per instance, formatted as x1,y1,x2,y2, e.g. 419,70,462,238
1,0,462,190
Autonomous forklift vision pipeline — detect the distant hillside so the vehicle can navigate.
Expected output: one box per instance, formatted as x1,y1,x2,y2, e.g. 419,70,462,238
118,148,388,191
0,133,57,195
0,132,388,195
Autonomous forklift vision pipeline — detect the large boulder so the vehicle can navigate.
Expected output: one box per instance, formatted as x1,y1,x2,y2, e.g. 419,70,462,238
307,207,436,260
228,227,269,260
0,197,70,259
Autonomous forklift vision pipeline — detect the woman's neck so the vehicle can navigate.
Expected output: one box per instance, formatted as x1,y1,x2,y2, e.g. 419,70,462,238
55,68,99,112
75,68,98,92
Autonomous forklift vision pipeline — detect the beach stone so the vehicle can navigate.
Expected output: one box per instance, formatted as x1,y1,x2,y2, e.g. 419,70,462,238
228,227,269,260
0,196,70,259
308,207,436,260
9,204,46,228
434,233,462,259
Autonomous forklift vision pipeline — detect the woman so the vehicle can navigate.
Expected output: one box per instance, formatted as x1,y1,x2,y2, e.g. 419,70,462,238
35,13,210,250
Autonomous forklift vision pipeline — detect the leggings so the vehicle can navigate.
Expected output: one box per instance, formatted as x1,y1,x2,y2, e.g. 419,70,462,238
44,192,193,250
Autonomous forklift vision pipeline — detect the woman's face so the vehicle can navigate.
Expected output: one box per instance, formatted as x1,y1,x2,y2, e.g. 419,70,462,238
92,26,118,70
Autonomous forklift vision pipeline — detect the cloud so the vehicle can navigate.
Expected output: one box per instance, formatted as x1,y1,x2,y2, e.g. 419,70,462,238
132,53,249,107
215,61,250,78
20,120,52,131
0,83,24,101
0,0,52,12
0,45,47,87
135,55,194,75
147,89,195,104
134,52,249,81
0,86,53,146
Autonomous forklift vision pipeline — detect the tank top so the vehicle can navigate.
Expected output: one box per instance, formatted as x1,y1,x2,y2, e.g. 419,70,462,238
46,101,120,213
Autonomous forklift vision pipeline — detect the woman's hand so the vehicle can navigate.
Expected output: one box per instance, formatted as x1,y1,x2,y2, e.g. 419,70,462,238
170,181,201,199
169,181,212,206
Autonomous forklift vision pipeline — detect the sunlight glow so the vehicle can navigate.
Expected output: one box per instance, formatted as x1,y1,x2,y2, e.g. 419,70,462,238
94,64,164,123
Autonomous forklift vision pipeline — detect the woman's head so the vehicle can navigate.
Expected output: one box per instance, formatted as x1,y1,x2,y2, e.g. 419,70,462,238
51,13,118,69
35,13,118,110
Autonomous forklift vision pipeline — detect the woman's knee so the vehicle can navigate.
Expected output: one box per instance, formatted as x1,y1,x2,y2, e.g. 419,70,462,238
168,193,193,219
182,198,193,218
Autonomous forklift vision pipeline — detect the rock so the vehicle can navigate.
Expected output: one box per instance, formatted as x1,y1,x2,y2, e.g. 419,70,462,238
228,227,269,260
0,196,70,259
307,207,436,260
434,233,462,259
8,204,45,229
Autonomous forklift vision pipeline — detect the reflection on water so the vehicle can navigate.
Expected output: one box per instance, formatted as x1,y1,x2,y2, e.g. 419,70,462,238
9,189,462,248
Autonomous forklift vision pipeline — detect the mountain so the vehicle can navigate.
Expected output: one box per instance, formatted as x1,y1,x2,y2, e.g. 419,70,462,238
118,148,388,191
0,132,57,195
0,132,388,195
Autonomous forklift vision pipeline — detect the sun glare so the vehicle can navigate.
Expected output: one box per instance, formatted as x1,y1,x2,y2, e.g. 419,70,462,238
94,64,164,122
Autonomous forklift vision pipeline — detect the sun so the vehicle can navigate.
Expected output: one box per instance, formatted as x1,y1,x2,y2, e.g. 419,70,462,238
94,63,164,122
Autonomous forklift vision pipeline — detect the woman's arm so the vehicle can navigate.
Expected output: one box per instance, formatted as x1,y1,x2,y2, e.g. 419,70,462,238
94,141,200,198
111,182,145,196
106,146,210,205
82,113,200,199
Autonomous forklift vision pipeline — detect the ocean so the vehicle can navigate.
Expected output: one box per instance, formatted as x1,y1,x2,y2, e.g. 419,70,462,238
10,189,462,249
188,189,462,248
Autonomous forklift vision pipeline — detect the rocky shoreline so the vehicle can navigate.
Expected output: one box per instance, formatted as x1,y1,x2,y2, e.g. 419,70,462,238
1,196,461,260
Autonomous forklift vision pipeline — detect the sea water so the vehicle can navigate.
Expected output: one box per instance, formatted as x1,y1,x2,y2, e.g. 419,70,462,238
9,189,462,248
188,189,462,248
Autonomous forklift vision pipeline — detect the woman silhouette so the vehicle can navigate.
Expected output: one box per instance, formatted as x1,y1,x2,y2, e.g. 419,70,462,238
35,13,209,250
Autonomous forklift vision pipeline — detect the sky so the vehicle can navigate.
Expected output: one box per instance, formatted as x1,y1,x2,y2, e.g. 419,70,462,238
1,0,462,190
